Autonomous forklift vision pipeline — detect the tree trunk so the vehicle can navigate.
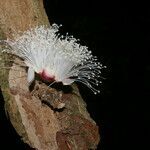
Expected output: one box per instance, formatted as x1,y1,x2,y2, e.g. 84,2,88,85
0,0,100,149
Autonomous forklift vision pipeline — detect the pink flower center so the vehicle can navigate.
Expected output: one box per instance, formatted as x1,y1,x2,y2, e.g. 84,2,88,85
39,70,55,81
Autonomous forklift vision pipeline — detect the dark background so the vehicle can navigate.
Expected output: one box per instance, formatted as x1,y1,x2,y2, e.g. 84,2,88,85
1,0,150,149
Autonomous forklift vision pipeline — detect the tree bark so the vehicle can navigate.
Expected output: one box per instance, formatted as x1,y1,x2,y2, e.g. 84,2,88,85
0,0,100,150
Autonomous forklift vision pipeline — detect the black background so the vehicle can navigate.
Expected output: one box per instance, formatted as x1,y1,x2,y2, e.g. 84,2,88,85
1,0,150,149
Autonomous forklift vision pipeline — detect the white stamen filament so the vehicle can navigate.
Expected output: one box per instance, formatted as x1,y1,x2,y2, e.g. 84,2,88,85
2,24,105,94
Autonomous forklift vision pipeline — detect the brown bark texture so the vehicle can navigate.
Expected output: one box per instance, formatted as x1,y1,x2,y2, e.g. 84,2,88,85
0,0,100,149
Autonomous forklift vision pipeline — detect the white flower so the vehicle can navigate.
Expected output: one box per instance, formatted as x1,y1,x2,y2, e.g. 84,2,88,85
3,24,105,94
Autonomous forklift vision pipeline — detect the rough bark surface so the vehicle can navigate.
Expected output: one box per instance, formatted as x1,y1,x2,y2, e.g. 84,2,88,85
0,0,100,150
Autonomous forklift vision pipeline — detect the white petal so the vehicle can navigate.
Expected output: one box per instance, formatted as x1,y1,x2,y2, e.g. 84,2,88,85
62,79,74,85
27,67,35,84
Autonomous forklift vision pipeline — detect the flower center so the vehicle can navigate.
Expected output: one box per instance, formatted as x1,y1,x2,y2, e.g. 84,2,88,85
39,69,55,82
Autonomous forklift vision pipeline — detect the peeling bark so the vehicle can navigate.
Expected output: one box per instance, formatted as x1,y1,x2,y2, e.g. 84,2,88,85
0,0,100,149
